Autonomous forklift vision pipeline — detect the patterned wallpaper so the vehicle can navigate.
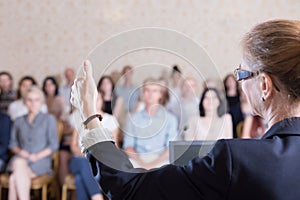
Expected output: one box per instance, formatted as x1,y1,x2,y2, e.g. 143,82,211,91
0,0,299,87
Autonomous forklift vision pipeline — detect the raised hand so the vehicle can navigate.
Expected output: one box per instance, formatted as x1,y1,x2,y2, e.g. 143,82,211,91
71,60,98,120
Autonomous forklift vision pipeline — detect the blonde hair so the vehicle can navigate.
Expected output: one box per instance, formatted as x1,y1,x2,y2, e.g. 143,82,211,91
23,86,45,103
242,19,300,100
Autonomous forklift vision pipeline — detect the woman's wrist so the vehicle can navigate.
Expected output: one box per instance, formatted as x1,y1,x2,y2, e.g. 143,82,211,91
86,117,102,129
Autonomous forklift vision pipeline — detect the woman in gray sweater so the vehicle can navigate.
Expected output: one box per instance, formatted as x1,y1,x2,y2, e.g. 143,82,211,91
8,86,58,200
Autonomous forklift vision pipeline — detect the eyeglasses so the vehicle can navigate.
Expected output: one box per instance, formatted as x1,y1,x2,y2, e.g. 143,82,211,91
234,65,281,92
234,66,261,81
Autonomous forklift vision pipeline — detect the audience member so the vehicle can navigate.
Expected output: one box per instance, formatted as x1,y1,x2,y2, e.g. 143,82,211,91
8,86,58,200
8,76,47,121
134,77,170,113
168,77,199,131
97,76,123,120
158,77,170,106
115,66,140,113
42,76,67,120
123,78,178,169
169,65,182,97
223,74,244,138
166,65,183,118
42,76,72,186
185,87,232,140
69,130,104,200
0,71,16,113
59,68,75,112
0,112,11,172
69,91,119,200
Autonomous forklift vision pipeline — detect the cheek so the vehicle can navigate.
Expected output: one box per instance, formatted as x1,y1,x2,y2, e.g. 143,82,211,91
241,81,251,100
203,98,210,108
241,81,260,114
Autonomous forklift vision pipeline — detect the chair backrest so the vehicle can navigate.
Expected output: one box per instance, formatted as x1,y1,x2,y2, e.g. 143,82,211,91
52,151,59,177
57,120,64,143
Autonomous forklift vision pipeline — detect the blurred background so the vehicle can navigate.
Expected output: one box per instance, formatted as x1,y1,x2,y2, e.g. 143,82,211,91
0,0,299,86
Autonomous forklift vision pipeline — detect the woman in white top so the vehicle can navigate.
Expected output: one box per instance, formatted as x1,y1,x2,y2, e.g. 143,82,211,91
8,76,47,121
69,91,119,200
185,87,233,141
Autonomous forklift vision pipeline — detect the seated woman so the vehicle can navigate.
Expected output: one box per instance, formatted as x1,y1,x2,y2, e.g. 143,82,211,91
184,87,233,140
8,86,58,200
8,76,47,121
42,76,67,120
42,76,71,186
223,74,244,138
69,91,119,200
97,76,124,120
123,78,178,169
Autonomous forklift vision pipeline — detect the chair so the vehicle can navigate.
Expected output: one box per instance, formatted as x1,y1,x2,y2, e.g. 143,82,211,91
61,174,109,200
0,151,59,200
236,121,244,138
0,120,63,200
61,174,76,200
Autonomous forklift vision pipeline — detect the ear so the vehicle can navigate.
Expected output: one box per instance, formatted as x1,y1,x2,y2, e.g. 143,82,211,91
260,73,273,100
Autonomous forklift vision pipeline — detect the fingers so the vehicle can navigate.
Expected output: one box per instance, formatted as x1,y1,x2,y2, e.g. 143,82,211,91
83,60,93,80
70,78,83,108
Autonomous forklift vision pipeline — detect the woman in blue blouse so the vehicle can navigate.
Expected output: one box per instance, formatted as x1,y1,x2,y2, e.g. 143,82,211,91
8,86,58,200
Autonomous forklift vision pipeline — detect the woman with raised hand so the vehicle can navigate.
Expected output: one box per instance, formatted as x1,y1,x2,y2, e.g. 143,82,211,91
72,20,300,199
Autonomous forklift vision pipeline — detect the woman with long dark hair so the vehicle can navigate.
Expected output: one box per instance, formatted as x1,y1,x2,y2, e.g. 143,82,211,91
184,87,232,140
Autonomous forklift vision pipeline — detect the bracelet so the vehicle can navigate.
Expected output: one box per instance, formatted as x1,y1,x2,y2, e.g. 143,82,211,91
83,114,103,128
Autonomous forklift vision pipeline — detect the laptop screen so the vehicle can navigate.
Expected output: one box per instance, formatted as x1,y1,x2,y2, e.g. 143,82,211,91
169,140,216,166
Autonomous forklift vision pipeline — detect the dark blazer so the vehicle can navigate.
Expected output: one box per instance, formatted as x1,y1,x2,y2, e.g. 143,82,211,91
87,117,300,200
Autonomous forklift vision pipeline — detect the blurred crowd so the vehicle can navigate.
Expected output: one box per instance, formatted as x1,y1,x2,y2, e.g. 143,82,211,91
0,65,266,200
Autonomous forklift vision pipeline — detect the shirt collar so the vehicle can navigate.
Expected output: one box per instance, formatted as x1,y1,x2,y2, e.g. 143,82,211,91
262,117,300,139
141,106,164,118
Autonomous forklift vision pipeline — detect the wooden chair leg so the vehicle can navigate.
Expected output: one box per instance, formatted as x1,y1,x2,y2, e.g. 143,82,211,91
61,184,67,200
0,185,2,200
42,184,48,200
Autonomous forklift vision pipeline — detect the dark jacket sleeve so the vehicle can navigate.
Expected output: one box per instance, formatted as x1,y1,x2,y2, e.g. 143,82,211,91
0,114,11,161
87,140,232,200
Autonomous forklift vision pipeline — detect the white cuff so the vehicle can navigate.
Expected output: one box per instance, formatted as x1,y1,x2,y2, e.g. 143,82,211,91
80,127,115,152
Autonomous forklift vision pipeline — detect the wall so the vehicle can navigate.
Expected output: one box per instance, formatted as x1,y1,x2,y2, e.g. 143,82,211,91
0,0,299,87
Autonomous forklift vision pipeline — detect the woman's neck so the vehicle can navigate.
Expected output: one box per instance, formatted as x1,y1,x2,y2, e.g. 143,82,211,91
266,101,300,128
104,92,112,101
182,93,194,101
146,104,159,116
204,109,219,119
28,111,39,124
124,80,132,88
227,88,237,97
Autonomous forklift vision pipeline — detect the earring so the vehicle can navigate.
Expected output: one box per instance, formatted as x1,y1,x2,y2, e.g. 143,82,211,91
262,97,265,101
